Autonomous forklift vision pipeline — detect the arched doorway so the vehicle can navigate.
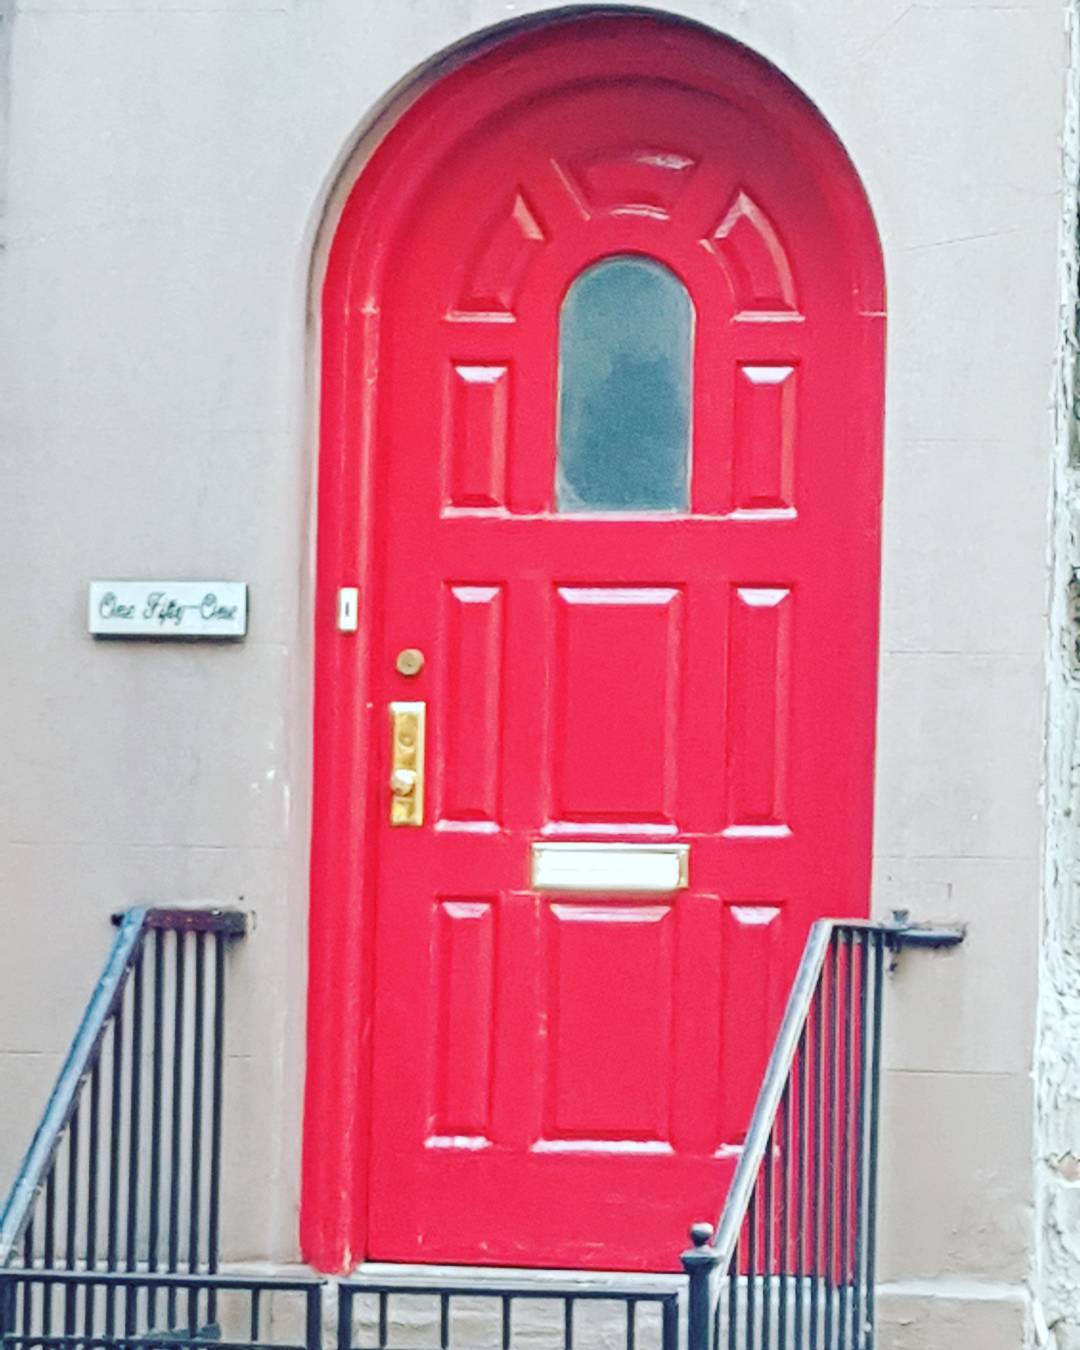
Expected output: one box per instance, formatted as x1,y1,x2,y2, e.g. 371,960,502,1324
304,12,885,1274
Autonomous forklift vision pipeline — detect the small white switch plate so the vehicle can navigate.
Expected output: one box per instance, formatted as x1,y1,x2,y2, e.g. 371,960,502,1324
337,587,359,632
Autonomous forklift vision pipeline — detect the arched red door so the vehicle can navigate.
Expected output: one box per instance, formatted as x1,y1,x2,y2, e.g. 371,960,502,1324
305,15,884,1274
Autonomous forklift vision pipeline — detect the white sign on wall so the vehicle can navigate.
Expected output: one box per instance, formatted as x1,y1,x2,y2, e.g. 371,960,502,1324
88,581,248,638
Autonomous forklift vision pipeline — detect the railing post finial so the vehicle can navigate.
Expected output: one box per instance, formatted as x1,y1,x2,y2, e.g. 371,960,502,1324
682,1222,718,1350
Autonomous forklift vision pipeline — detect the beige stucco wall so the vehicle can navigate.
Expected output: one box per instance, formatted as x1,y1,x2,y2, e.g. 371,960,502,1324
0,0,1065,1342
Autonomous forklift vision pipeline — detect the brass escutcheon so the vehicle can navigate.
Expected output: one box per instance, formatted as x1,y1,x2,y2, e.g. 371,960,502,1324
389,701,425,826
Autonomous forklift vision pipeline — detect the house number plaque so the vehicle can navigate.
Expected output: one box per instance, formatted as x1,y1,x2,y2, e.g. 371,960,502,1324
88,581,248,638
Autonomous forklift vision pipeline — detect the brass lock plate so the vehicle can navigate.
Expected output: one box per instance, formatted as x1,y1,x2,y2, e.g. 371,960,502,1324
389,701,425,827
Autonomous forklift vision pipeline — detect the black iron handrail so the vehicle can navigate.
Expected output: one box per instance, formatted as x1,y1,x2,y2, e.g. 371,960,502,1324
682,916,962,1350
0,906,246,1272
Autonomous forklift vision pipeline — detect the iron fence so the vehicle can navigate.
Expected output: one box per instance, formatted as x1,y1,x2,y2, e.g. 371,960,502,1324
0,903,961,1350
681,918,961,1350
0,1268,321,1350
0,907,247,1276
338,1280,680,1350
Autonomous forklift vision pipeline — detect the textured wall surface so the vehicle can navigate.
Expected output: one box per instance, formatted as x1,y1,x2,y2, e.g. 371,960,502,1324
0,0,1066,1341
1037,5,1080,1348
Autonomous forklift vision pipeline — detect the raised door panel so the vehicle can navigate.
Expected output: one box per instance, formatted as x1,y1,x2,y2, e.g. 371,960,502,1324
445,365,511,511
718,901,785,1141
439,584,505,826
539,901,675,1146
549,586,684,828
733,364,798,512
725,585,793,833
429,899,498,1144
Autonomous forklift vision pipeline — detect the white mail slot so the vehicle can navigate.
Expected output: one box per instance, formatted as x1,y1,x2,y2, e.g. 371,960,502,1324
530,842,689,894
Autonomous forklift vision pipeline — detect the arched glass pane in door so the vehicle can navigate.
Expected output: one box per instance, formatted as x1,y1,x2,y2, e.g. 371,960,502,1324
556,254,693,511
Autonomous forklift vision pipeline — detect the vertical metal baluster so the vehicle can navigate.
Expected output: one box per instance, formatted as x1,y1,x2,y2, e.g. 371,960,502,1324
501,1296,511,1350
439,1294,450,1350
19,1259,33,1350
0,1273,14,1350
378,1292,388,1350
565,1295,575,1350
126,951,144,1336
763,1127,774,1350
84,1065,100,1334
334,1285,348,1350
661,1295,678,1350
0,1274,12,1350
305,1284,322,1350
824,939,838,1350
181,1275,195,1342
28,1273,38,1350
0,1274,12,1343
851,933,868,1350
626,1297,636,1350
838,931,854,1350
43,1174,55,1271
64,1110,79,1337
148,930,165,1330
188,933,206,1331
65,1110,79,1271
728,1243,738,1350
83,1269,95,1350
864,933,885,1350
130,1278,141,1348
104,1000,124,1343
714,1276,723,1350
10,1276,23,1350
746,1195,757,1350
795,1033,807,1350
9,1277,21,1350
251,1286,263,1344
42,1171,55,1342
207,935,226,1327
779,1083,791,1350
29,1275,40,1350
167,931,185,1327
190,933,205,1264
810,984,823,1350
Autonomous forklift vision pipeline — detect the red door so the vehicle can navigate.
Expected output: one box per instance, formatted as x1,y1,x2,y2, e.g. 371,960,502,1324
305,16,884,1275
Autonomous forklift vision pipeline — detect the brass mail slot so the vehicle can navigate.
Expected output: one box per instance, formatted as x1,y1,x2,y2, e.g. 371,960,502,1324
530,842,689,894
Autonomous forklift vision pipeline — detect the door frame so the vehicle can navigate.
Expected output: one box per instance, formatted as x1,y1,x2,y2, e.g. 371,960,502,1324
301,10,885,1276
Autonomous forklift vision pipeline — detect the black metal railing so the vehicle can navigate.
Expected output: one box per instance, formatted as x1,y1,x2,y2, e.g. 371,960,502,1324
0,907,247,1276
0,1269,321,1350
0,902,960,1350
681,917,961,1350
338,1279,680,1350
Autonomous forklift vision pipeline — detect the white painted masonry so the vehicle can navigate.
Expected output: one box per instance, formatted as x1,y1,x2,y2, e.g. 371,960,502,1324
0,2,1068,1344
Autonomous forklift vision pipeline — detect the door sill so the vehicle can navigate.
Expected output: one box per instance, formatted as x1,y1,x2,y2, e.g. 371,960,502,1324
352,1261,684,1293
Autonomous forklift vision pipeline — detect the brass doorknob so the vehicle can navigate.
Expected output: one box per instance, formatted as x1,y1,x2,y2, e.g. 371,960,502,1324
395,648,425,677
390,768,417,797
